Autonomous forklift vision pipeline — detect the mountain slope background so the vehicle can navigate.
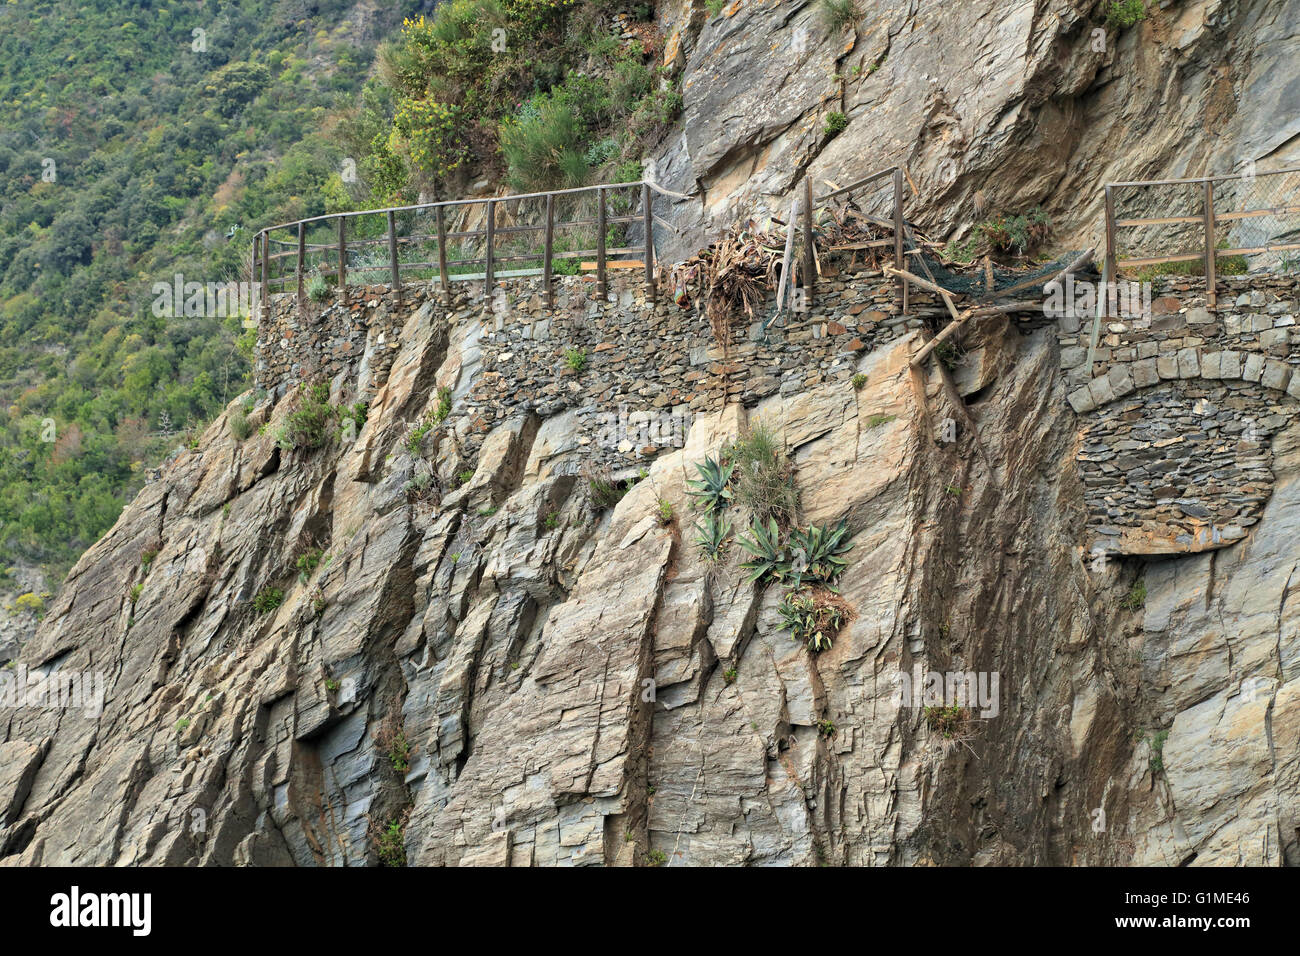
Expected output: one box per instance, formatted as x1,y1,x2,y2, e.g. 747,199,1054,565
0,0,420,632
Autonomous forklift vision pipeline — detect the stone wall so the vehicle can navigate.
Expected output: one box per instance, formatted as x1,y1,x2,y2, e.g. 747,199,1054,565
1057,273,1300,555
256,264,941,473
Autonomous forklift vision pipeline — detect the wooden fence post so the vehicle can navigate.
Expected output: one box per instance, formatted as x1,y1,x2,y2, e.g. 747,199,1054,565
251,235,260,323
485,199,496,297
543,192,555,310
1203,180,1217,309
296,221,306,302
642,182,655,303
387,210,400,292
436,205,450,306
596,186,607,299
337,217,346,303
261,231,269,303
1103,185,1118,318
802,175,815,304
892,167,906,313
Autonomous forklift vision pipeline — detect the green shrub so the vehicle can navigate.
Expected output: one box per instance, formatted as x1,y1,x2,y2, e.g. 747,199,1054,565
230,408,254,441
925,703,969,738
433,386,453,423
786,520,854,585
693,513,732,564
406,417,434,455
306,269,330,302
777,587,846,652
278,383,337,452
819,0,861,30
252,587,284,614
686,456,734,514
705,0,726,15
817,718,836,738
388,731,411,773
1121,579,1147,610
564,347,588,372
376,819,407,867
1105,0,1146,29
737,517,789,585
1148,729,1169,773
646,848,668,866
726,424,798,526
588,474,628,510
852,373,868,390
296,548,323,583
657,498,674,525
866,413,896,428
823,111,848,138
456,468,475,487
128,583,144,605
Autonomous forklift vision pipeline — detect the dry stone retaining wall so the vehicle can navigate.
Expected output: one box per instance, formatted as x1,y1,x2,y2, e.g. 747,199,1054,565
1058,273,1300,555
256,266,940,472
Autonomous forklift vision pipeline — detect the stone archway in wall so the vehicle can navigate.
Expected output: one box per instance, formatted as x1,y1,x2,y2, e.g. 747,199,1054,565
1075,374,1300,556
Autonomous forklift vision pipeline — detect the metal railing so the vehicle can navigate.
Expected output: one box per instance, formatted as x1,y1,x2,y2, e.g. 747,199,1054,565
1103,165,1300,307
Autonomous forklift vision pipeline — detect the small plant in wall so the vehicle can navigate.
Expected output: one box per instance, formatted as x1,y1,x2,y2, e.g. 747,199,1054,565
693,512,732,564
563,347,588,372
252,587,283,614
823,111,848,139
686,456,734,514
777,587,847,653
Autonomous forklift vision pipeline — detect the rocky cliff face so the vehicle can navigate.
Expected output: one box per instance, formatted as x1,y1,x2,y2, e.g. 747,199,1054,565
651,0,1300,258
2,273,1295,865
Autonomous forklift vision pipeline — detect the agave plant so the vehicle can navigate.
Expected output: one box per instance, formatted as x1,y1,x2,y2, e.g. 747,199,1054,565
777,588,844,653
736,516,788,585
687,456,734,514
693,513,732,563
786,519,854,585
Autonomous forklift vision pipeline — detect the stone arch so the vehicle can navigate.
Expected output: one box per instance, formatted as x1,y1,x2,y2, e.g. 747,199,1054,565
1071,369,1300,556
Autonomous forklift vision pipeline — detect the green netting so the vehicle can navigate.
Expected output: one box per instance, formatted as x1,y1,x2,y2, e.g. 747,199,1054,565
914,247,1091,298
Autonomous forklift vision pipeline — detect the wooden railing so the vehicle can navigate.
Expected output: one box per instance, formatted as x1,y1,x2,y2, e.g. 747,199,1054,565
252,179,682,312
252,165,912,319
1103,165,1300,308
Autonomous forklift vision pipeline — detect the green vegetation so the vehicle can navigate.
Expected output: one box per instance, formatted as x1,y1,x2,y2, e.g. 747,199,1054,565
924,703,969,739
820,0,861,31
305,268,330,302
387,731,411,773
866,413,896,428
456,468,476,487
1105,0,1147,29
723,667,737,684
563,347,588,372
686,456,734,514
432,386,453,424
6,591,45,618
352,3,680,201
823,111,848,139
128,582,144,606
657,498,674,525
1148,729,1169,774
175,717,191,734
944,209,1052,262
230,408,254,441
1130,241,1249,282
405,417,435,455
724,424,798,526
738,519,854,588
777,587,846,653
852,373,868,390
1121,579,1147,611
277,384,338,452
0,1,405,582
543,511,560,530
645,848,668,866
376,819,407,867
816,718,836,738
588,472,632,510
252,586,283,614
693,512,732,564
295,548,323,583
